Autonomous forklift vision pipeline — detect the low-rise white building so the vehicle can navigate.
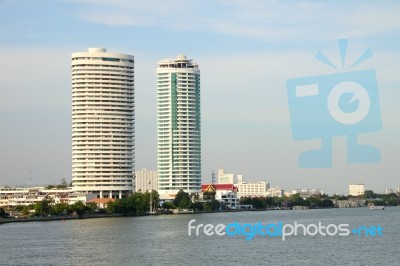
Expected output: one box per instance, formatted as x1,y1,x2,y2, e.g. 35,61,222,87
217,169,235,184
349,184,365,196
68,192,97,205
266,187,284,197
385,187,400,194
201,184,238,209
235,181,270,198
135,168,158,192
286,189,323,198
0,186,94,208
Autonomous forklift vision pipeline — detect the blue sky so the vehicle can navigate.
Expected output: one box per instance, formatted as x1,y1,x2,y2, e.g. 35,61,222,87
0,0,399,194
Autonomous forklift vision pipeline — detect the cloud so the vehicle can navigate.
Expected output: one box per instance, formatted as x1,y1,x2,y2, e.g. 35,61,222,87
75,0,400,41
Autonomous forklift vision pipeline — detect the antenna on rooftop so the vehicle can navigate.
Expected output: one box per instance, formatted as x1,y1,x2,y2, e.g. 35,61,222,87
25,168,32,187
211,170,216,185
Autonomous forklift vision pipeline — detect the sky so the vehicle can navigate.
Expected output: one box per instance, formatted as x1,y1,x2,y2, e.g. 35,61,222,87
0,0,399,194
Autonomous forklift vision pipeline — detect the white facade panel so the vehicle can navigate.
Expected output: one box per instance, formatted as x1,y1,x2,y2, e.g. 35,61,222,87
71,48,135,199
157,55,201,194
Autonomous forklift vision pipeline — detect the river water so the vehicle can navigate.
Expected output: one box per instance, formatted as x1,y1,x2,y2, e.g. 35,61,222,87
1,207,399,265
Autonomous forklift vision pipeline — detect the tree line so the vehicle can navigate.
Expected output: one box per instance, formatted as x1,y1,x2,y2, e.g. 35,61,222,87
106,189,223,214
2,189,398,218
239,190,400,209
240,194,335,209
6,197,99,218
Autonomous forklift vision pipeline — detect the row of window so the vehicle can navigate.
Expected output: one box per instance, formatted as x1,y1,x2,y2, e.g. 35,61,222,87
72,57,134,63
73,92,134,97
73,73,133,78
72,68,134,74
72,64,133,69
73,135,133,138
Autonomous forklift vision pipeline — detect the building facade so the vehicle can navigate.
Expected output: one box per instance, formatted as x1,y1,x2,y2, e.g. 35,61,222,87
235,181,270,198
266,187,284,197
286,189,323,198
349,184,365,196
135,168,158,192
201,184,238,209
0,187,72,208
157,54,201,195
217,169,235,184
71,48,135,199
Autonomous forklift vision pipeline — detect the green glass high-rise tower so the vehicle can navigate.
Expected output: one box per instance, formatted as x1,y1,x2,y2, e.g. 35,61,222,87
157,54,201,195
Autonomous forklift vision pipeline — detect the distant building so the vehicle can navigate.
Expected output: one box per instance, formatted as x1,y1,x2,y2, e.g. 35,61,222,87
87,198,115,209
266,187,284,197
135,168,158,192
68,192,97,205
232,175,284,198
217,169,234,184
288,189,323,198
349,184,365,196
201,184,238,209
332,198,365,208
0,186,95,208
385,187,400,195
235,181,270,198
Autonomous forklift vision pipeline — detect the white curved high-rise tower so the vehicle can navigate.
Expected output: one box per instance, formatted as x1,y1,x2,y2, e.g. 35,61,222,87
157,54,201,195
71,48,135,199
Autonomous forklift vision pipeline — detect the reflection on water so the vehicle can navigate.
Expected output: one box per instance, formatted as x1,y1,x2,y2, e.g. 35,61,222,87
1,208,399,265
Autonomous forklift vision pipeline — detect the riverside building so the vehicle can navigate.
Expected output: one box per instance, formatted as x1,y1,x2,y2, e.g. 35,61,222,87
71,48,135,199
349,184,365,196
135,168,158,192
157,54,201,196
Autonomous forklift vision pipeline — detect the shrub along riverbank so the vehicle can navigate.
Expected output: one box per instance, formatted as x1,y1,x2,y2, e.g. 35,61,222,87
1,189,398,225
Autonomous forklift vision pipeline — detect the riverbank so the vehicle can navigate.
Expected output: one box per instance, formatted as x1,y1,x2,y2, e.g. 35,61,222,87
0,209,271,224
0,213,124,224
0,207,339,224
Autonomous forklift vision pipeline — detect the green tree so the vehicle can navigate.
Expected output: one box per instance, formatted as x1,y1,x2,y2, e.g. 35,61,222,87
271,196,284,208
162,201,175,210
144,190,160,211
193,201,204,211
331,194,348,200
106,192,150,215
289,193,307,207
128,191,147,215
34,197,54,216
307,196,322,208
109,198,130,215
381,193,399,206
106,200,118,214
251,197,266,209
51,203,70,215
0,207,8,218
56,178,69,189
204,200,220,211
363,190,375,199
86,202,98,213
21,204,35,217
203,191,216,200
173,189,193,209
70,201,88,217
320,199,334,208
240,197,252,205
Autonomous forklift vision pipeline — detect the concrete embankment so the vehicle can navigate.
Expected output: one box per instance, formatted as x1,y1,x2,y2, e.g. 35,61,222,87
0,213,124,224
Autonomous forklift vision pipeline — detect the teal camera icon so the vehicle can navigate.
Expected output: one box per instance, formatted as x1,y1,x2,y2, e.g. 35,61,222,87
287,69,382,168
